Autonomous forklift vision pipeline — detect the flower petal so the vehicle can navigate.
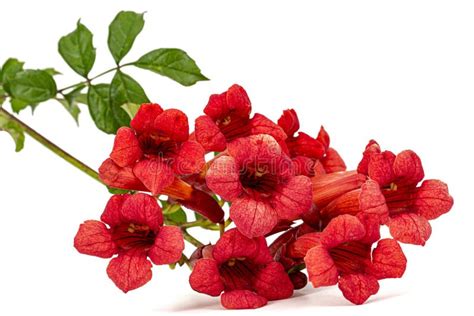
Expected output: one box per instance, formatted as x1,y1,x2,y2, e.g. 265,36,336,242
286,132,325,160
273,175,312,221
388,213,432,245
254,262,294,300
226,84,252,118
393,150,424,186
357,140,381,175
194,115,227,152
74,220,117,258
360,180,389,223
99,158,147,192
287,232,321,258
110,127,143,167
292,156,315,177
230,196,278,238
320,214,366,249
130,103,164,134
173,141,205,175
321,147,346,173
101,194,129,228
204,90,229,121
414,180,453,220
149,226,184,265
154,109,189,142
228,134,282,165
367,151,396,187
221,290,267,309
316,126,330,151
305,244,339,287
133,159,174,196
277,109,300,137
121,193,163,230
206,156,243,201
338,273,379,305
178,188,225,223
106,249,152,293
189,258,224,296
371,239,407,279
250,236,274,265
312,171,366,209
212,228,257,264
356,212,382,244
249,113,287,142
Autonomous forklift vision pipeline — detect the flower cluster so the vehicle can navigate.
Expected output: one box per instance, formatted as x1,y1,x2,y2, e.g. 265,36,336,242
74,84,453,309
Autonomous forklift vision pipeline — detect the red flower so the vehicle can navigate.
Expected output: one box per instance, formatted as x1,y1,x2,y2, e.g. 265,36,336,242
74,193,184,292
312,171,367,209
278,109,326,160
357,141,454,245
288,215,407,305
194,84,287,152
319,180,389,243
277,109,346,176
206,134,312,237
100,103,205,195
189,228,293,309
98,103,224,223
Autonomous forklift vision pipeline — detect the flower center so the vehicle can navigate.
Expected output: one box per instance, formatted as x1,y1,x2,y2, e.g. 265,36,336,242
219,257,257,291
240,163,279,194
329,241,371,274
383,186,417,216
217,113,251,142
112,223,156,251
138,133,179,159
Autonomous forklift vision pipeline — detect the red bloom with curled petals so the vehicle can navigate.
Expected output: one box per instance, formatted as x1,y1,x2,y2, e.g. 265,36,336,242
277,109,346,176
357,141,454,245
98,103,224,223
189,228,293,309
74,193,184,292
194,84,287,152
288,214,407,305
206,134,313,237
100,103,205,195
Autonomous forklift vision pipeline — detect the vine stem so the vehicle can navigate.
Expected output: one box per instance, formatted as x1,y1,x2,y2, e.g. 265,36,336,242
182,229,204,248
0,107,101,184
57,62,134,93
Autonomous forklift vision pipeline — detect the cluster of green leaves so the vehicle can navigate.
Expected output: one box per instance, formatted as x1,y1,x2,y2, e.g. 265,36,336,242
0,10,208,151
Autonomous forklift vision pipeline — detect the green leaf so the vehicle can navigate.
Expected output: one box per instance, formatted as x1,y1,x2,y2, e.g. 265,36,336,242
110,70,149,115
42,68,62,76
57,98,80,123
0,86,5,106
134,48,208,86
88,83,130,134
58,20,96,78
121,102,140,119
10,98,30,113
1,58,24,93
167,208,187,225
61,85,86,123
9,70,57,104
75,93,88,105
0,111,25,152
108,11,145,64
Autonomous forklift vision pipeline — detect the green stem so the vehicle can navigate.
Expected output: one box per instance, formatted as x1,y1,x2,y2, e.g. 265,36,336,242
180,219,211,229
182,229,204,248
0,107,101,184
57,62,134,93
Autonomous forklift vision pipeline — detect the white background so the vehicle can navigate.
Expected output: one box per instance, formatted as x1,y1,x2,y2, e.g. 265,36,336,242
1,1,473,315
